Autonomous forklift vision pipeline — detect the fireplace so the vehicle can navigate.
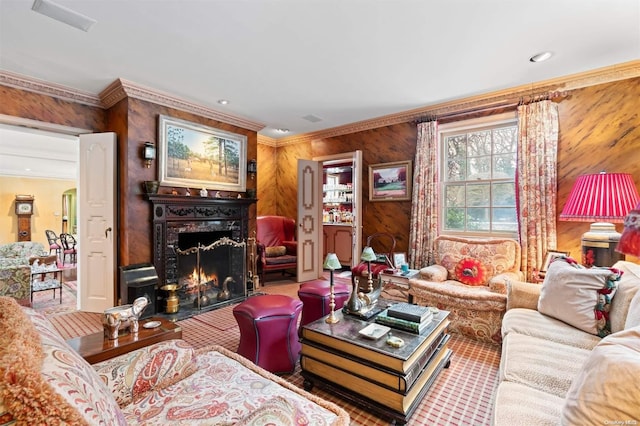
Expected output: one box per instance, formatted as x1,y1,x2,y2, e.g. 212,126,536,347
148,194,254,319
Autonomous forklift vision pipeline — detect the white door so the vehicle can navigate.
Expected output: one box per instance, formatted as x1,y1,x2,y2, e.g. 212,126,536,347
78,133,116,312
297,159,323,282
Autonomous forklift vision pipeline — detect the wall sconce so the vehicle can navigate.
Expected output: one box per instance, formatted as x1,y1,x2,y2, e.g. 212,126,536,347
142,141,156,168
247,159,257,179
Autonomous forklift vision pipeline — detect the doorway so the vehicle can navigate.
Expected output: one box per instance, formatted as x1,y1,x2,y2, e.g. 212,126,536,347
0,116,87,313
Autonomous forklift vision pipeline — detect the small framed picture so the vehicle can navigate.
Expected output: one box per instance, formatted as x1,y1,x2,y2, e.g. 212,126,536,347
393,252,407,269
368,160,412,201
541,250,570,273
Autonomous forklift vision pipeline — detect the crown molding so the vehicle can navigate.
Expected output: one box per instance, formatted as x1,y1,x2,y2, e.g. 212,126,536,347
0,70,102,107
99,79,265,132
274,60,640,147
0,72,265,132
257,135,277,147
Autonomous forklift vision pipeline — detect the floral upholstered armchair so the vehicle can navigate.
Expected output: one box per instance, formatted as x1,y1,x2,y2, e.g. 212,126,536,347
0,241,48,307
408,236,522,344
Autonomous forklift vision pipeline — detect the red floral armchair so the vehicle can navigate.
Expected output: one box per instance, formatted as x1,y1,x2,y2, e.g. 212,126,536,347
256,216,297,284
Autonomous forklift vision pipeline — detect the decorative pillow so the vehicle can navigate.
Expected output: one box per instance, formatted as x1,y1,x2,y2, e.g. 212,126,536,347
265,246,287,257
562,326,640,425
235,396,308,426
419,264,448,282
538,257,622,336
93,339,197,407
454,258,487,286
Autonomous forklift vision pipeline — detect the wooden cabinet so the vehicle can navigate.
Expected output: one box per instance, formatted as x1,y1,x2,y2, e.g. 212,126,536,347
323,224,353,266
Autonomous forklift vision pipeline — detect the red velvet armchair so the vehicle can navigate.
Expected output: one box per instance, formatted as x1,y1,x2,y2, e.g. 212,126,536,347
256,216,297,284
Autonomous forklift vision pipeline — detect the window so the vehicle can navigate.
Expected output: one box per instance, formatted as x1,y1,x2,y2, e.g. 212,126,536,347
440,115,518,237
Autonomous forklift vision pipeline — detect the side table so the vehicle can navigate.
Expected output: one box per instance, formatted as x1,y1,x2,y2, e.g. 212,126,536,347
380,269,419,303
66,318,182,364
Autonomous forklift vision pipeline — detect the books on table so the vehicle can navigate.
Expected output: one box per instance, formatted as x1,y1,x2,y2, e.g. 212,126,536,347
387,303,433,323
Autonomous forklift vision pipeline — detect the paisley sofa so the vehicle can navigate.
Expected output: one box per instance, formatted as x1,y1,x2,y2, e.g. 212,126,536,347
409,236,522,344
0,241,47,307
0,297,350,425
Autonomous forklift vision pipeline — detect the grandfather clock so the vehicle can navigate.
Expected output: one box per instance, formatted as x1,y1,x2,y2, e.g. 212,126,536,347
15,195,34,242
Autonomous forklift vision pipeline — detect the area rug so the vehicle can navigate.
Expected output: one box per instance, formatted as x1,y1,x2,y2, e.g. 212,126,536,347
31,280,78,317
50,282,501,426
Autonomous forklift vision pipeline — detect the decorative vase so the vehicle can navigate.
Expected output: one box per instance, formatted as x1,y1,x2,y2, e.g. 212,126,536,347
143,180,159,194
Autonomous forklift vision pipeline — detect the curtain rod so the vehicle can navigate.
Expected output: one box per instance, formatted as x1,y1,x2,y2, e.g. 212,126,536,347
415,90,568,123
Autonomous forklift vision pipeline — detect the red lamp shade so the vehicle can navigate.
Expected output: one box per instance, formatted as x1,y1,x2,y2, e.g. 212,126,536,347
560,172,639,222
616,202,640,257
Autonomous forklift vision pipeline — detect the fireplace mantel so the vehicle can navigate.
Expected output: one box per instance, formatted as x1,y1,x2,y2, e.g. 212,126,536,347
148,194,255,288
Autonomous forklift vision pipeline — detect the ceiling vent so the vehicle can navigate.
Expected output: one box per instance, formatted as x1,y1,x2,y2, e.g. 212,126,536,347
32,0,96,32
302,114,323,123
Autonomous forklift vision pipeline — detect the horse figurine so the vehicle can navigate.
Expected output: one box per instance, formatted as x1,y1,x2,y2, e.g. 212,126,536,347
103,296,149,340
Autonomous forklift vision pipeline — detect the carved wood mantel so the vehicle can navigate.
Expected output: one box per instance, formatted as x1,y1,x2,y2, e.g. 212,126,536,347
148,194,255,287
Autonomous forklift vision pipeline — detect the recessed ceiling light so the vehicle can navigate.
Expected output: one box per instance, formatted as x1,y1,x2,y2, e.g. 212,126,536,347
32,0,96,32
275,128,290,133
217,99,230,105
529,51,553,63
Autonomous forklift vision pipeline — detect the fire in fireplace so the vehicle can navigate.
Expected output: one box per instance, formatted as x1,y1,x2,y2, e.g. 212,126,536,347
174,231,247,317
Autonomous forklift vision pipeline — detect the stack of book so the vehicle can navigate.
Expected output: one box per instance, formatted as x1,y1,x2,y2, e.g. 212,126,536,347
375,302,433,334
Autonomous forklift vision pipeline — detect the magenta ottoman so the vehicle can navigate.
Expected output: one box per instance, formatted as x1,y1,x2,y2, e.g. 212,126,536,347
232,294,303,374
297,280,351,326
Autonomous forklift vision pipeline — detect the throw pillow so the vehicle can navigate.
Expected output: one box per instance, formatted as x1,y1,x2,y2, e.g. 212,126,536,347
562,326,640,425
538,257,622,337
454,258,487,286
265,246,287,257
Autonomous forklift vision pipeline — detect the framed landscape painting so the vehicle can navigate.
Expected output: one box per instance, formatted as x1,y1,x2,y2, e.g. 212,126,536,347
369,160,412,201
158,115,247,191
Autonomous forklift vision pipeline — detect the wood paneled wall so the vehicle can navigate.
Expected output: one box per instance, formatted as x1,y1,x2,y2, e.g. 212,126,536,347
260,77,640,260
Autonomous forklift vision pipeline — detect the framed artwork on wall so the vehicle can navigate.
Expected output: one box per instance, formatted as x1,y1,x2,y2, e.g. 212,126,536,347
368,160,412,201
541,250,571,273
158,115,247,192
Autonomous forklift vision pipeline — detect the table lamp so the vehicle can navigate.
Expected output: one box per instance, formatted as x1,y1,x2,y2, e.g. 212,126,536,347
323,253,342,324
616,201,640,258
361,246,377,293
560,172,639,267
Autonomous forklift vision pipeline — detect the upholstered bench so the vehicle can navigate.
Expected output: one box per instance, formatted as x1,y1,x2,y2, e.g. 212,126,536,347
298,281,351,326
233,294,303,374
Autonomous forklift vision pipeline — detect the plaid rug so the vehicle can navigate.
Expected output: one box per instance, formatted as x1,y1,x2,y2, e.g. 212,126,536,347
49,278,500,426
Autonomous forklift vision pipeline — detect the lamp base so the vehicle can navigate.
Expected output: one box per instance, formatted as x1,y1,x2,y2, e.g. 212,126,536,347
581,222,623,267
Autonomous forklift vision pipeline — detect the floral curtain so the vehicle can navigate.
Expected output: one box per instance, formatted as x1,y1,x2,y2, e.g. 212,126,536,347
516,100,559,281
409,120,439,268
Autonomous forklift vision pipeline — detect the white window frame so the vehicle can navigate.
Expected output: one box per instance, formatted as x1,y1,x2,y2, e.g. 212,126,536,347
438,112,518,238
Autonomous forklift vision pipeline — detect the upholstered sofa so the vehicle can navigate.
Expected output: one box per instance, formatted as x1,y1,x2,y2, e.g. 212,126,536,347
256,215,297,283
492,260,640,425
0,241,47,307
0,297,350,425
409,236,522,344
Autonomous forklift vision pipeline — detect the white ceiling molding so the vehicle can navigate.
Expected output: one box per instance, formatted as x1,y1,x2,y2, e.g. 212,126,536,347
0,70,102,107
99,79,265,132
257,135,277,147
2,60,638,148
274,60,640,147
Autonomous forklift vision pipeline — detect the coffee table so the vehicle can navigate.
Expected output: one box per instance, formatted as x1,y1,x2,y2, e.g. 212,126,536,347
66,318,182,364
300,306,451,425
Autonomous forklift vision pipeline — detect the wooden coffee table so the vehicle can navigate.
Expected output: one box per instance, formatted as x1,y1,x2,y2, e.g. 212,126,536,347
300,306,452,425
66,318,182,364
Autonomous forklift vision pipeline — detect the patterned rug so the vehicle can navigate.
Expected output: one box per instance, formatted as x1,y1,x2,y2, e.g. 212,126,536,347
31,279,78,317
49,277,500,426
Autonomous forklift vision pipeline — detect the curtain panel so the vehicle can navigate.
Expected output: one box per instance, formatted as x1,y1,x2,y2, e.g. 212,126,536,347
516,100,559,281
409,121,439,268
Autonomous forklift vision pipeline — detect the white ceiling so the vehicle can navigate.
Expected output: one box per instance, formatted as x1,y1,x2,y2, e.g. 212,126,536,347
0,0,638,142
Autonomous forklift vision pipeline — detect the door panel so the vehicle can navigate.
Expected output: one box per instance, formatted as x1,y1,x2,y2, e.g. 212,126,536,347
79,133,116,312
297,159,323,282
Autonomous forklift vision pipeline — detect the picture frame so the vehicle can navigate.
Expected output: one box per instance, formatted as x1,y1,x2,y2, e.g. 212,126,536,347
541,250,570,273
393,252,407,269
368,160,412,201
158,115,247,192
